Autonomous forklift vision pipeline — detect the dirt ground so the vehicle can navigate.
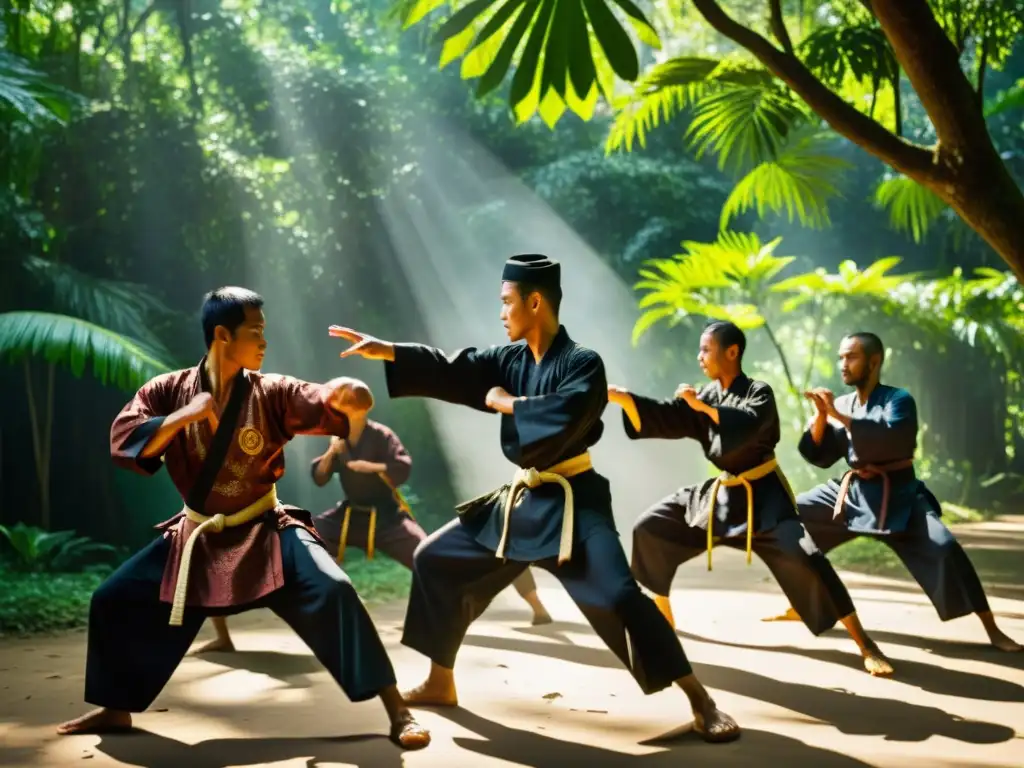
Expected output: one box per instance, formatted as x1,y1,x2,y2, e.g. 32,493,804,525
2,517,1023,768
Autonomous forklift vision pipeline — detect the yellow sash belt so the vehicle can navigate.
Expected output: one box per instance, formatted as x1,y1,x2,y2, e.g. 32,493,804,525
485,452,593,566
336,472,415,564
337,503,375,564
705,457,795,571
168,486,279,626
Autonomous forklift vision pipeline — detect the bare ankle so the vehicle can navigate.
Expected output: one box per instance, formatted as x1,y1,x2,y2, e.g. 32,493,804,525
675,674,712,712
428,663,454,685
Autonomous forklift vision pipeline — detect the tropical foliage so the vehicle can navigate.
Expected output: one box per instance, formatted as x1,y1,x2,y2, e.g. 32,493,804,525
632,231,917,396
0,523,118,573
400,0,1024,278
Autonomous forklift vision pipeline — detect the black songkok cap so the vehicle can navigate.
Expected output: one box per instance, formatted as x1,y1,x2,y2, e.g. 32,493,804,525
501,253,561,291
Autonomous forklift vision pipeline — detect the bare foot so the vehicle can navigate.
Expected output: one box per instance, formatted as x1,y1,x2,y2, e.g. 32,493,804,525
989,630,1023,652
57,708,133,735
389,711,431,750
401,680,458,707
531,611,553,626
761,606,801,622
692,700,741,744
187,636,236,655
861,645,895,677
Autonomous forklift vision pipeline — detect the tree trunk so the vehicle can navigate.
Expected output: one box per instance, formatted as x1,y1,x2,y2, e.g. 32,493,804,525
689,0,1024,282
24,361,51,529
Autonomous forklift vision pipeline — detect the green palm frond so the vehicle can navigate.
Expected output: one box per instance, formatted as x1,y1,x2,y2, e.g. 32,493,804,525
392,0,660,126
720,130,851,230
685,84,807,174
873,175,948,243
0,50,78,124
22,257,178,355
772,256,915,312
0,312,174,392
605,55,776,153
631,231,795,344
799,23,898,87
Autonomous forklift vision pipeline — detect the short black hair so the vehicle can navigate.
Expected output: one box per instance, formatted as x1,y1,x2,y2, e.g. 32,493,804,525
845,332,885,364
201,287,264,348
703,320,746,360
515,281,562,316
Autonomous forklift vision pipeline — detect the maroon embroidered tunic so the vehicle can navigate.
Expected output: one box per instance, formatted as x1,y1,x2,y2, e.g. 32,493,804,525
110,361,349,608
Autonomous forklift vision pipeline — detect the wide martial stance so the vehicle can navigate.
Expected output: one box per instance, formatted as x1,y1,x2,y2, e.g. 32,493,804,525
767,332,1020,654
57,287,429,749
330,254,741,742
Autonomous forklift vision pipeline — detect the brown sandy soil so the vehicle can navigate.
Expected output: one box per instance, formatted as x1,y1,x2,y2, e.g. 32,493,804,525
1,517,1022,767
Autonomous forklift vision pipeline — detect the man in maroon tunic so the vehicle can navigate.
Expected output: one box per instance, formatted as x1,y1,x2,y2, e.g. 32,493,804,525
196,380,554,654
56,287,429,750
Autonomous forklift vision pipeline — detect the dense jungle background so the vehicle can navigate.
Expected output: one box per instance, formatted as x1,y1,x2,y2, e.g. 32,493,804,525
1,0,1022,635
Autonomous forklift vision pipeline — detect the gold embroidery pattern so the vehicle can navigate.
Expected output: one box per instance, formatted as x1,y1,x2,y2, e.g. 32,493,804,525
187,375,275,499
238,427,264,456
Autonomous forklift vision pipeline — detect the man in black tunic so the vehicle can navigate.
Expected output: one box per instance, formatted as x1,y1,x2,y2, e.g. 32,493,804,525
764,332,1021,652
329,254,741,743
609,321,893,676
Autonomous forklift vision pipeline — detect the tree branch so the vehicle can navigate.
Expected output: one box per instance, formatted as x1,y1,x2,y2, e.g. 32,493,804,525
767,0,793,55
99,1,159,60
869,1,989,152
690,0,936,179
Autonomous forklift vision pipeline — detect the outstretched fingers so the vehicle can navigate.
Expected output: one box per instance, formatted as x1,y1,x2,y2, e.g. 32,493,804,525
339,339,371,358
328,325,363,342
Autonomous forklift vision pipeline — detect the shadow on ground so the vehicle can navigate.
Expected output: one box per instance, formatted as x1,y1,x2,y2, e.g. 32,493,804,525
463,630,1015,745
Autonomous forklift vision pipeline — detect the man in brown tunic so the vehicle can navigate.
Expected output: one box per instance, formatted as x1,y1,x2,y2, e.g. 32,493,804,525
196,382,553,653
56,287,429,749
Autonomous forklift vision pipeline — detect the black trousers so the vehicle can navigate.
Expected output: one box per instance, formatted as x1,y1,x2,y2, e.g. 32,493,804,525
84,527,397,712
401,518,693,695
797,485,990,621
631,490,857,636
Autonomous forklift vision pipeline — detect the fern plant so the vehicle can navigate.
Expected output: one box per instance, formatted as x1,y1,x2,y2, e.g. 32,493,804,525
607,55,853,233
720,129,851,230
632,232,919,399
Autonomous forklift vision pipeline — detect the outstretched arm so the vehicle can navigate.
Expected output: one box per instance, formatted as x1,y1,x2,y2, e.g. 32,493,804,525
610,384,705,441
264,375,352,440
329,326,502,412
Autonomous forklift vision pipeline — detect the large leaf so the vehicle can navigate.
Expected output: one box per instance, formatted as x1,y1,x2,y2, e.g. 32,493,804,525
630,231,796,344
799,23,898,88
606,55,775,153
0,312,174,392
771,256,916,311
0,50,78,125
398,0,660,124
685,83,807,174
873,175,948,243
22,257,178,356
720,130,851,230
0,522,117,572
